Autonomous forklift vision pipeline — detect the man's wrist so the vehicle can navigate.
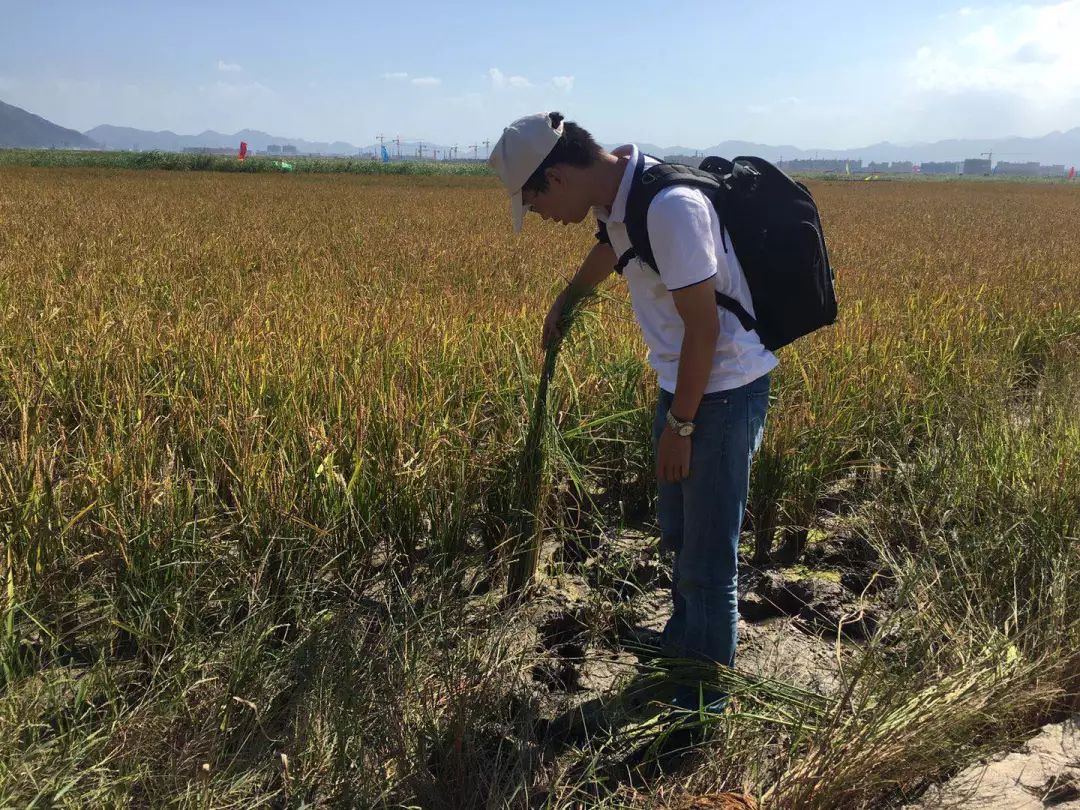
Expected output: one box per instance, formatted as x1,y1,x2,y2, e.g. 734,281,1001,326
664,425,692,440
563,280,587,302
665,409,696,437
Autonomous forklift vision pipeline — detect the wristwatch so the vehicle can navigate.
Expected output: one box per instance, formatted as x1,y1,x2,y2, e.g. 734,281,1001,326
666,410,695,437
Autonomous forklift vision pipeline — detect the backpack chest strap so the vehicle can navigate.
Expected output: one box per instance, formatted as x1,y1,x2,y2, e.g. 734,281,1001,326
614,248,637,274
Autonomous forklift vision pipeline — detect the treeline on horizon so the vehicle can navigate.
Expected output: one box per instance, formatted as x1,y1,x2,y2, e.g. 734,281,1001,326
1,148,1074,182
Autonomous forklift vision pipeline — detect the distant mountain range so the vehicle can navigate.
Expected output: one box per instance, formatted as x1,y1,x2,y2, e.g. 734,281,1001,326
84,123,474,159
2,98,1077,166
0,100,97,149
84,124,362,156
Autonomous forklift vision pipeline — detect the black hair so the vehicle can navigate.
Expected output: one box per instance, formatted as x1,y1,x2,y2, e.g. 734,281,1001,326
521,112,603,194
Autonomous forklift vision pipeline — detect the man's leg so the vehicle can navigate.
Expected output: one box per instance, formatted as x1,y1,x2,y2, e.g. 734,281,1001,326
669,373,771,683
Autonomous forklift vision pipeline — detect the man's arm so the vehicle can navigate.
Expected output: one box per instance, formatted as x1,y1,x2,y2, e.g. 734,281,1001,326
647,188,725,482
655,278,720,482
542,241,617,348
561,240,617,304
669,279,721,422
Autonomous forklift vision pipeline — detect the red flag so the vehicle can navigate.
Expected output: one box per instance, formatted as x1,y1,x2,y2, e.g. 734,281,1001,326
238,141,248,161
1070,166,1076,179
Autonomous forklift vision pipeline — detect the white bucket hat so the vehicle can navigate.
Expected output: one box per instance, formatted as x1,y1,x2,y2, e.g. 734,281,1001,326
488,112,564,232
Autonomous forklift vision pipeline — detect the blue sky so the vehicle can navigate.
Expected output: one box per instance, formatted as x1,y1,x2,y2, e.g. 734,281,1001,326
2,0,1078,149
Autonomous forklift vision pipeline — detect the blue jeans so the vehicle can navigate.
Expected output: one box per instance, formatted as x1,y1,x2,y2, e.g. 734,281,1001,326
651,373,770,670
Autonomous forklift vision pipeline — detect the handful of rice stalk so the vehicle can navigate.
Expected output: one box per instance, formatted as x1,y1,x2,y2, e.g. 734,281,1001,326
507,289,596,596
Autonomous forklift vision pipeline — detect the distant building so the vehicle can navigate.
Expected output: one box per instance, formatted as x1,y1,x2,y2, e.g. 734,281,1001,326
994,161,1040,177
266,144,304,156
665,154,704,167
780,158,862,173
1040,164,1066,177
963,158,991,175
920,161,960,175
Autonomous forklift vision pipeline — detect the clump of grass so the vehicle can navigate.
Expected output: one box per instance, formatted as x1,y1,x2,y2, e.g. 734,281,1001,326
507,290,596,595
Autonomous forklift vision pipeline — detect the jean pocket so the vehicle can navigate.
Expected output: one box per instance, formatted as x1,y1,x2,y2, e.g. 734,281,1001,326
698,391,730,406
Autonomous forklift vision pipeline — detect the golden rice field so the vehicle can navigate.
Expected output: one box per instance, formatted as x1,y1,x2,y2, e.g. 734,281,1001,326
0,166,1078,808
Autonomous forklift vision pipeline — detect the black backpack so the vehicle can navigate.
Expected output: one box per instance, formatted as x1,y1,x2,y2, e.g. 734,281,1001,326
612,152,838,352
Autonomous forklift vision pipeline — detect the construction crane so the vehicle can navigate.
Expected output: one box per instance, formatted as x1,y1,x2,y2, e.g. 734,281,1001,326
980,151,1026,174
469,143,479,158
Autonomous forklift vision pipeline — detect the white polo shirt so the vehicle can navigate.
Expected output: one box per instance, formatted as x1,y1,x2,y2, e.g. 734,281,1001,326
593,144,778,395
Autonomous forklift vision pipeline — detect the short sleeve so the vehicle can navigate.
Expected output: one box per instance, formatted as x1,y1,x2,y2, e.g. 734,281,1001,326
646,188,719,291
594,219,610,245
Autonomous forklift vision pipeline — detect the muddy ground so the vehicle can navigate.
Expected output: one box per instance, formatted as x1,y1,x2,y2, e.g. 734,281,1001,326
524,521,885,714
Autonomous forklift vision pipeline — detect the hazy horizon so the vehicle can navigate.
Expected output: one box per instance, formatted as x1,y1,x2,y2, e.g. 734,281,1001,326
3,0,1079,150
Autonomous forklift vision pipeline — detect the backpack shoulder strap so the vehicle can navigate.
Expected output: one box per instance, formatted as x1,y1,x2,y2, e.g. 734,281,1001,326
615,153,759,335
615,154,723,274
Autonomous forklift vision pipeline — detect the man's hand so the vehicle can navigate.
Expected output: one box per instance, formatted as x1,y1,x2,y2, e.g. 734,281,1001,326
657,426,692,482
542,243,617,350
541,294,565,350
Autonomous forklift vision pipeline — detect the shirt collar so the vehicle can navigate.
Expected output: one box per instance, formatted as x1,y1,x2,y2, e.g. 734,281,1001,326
599,144,638,225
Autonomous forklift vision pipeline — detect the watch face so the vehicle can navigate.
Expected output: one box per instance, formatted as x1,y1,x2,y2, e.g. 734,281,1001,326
678,424,694,437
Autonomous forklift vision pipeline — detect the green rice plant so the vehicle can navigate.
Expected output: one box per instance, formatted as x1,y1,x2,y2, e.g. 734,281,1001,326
506,291,596,596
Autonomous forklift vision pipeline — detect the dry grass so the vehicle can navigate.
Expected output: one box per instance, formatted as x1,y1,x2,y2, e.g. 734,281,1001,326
0,167,1078,807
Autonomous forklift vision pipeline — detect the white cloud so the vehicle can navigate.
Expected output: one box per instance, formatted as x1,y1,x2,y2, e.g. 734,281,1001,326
383,71,408,80
899,0,1080,139
217,60,243,73
1013,42,1057,65
938,6,981,21
410,76,441,86
488,67,532,89
906,1,1080,102
551,75,575,92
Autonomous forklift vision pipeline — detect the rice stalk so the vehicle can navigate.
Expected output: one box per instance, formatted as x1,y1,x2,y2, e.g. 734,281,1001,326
506,290,597,596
